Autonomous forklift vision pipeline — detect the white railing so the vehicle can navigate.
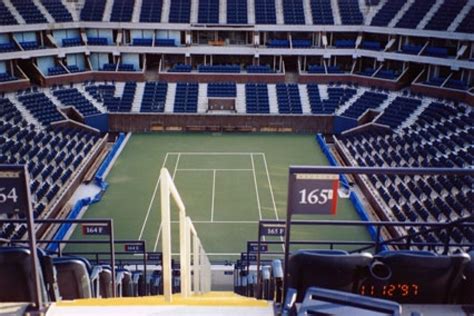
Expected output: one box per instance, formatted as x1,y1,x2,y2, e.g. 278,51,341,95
160,168,211,302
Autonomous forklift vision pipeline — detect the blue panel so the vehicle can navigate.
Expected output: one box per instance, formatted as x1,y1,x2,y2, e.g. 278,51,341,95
84,113,109,132
333,116,358,134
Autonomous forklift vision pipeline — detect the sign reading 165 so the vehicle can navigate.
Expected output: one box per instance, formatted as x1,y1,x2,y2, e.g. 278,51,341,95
0,187,19,204
298,188,333,205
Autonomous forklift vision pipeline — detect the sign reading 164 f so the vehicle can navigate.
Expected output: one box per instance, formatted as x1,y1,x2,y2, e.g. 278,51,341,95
289,173,339,215
0,165,29,215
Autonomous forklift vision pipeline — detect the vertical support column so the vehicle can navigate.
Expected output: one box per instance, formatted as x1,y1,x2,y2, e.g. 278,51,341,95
180,211,190,298
160,168,173,302
193,234,200,294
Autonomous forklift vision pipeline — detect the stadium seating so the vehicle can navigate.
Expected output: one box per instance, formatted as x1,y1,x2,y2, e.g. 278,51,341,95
80,0,106,21
338,0,363,25
375,96,421,128
401,44,423,55
174,82,198,113
110,0,135,22
307,64,325,74
198,0,219,24
198,64,240,73
62,37,82,47
267,39,290,48
17,91,65,124
276,83,302,114
246,65,273,73
396,0,436,29
47,66,67,76
155,38,176,46
227,0,247,24
425,0,467,31
106,81,137,112
0,72,17,82
245,83,269,113
169,64,192,72
87,37,109,45
41,0,73,22
370,0,404,26
335,39,355,48
255,0,276,24
19,41,40,50
287,250,373,302
140,81,168,112
10,0,48,24
0,1,18,25
456,7,474,33
168,0,191,23
53,87,101,116
309,85,356,114
341,91,387,118
292,39,311,48
282,0,305,25
118,64,136,71
375,69,399,80
208,82,236,97
140,0,163,22
310,0,334,25
361,40,382,51
132,38,153,46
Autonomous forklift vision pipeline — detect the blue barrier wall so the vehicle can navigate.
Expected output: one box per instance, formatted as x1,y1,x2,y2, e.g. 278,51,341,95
47,133,126,252
84,113,109,133
315,134,380,245
333,116,358,134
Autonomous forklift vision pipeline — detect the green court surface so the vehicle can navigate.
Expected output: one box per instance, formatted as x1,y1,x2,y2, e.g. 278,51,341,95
65,133,371,261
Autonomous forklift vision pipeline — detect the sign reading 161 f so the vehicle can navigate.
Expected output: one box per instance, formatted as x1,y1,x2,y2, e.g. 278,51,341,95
289,173,339,215
0,165,29,215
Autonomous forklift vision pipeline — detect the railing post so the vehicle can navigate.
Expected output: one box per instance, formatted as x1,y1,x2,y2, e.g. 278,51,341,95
193,234,200,294
180,212,190,298
160,169,173,302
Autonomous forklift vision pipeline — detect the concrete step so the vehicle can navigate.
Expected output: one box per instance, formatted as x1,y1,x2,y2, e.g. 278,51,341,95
131,82,145,112
275,0,284,24
332,0,342,25
247,0,255,24
298,85,311,114
197,83,208,113
190,0,199,23
31,0,55,23
102,0,115,22
219,0,227,24
131,0,143,22
302,0,312,24
267,84,279,114
388,0,415,28
3,0,25,24
236,84,247,113
164,83,176,113
448,0,474,31
161,0,170,22
417,0,444,29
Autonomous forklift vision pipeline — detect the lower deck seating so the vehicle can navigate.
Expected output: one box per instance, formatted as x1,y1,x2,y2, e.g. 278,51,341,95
375,96,421,129
307,84,356,114
174,82,198,113
207,82,236,97
140,81,168,112
52,87,101,116
245,83,269,113
276,84,302,114
17,91,65,124
341,91,387,118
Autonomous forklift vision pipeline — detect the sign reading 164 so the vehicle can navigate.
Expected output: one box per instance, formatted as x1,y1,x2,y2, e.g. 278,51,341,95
289,173,339,215
0,187,19,204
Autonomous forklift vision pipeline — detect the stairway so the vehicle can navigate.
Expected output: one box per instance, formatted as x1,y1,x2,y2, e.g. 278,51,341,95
102,0,115,22
190,0,199,23
7,95,42,127
247,0,255,24
335,87,367,115
235,84,247,113
417,0,444,29
448,0,474,32
31,0,55,23
75,84,107,113
3,0,25,24
388,0,414,28
267,84,279,114
397,97,431,131
131,82,145,112
275,0,284,24
197,83,208,113
302,0,312,24
164,83,176,113
131,0,143,22
219,0,227,24
331,0,342,25
298,85,311,114
161,0,170,22
114,82,126,98
364,0,387,25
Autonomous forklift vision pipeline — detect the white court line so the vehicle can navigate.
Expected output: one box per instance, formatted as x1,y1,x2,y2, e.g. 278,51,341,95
170,220,259,224
262,153,279,220
137,153,169,240
177,168,253,171
166,152,265,155
172,153,181,179
153,223,162,251
262,153,285,250
250,154,263,221
211,169,216,222
152,153,182,251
